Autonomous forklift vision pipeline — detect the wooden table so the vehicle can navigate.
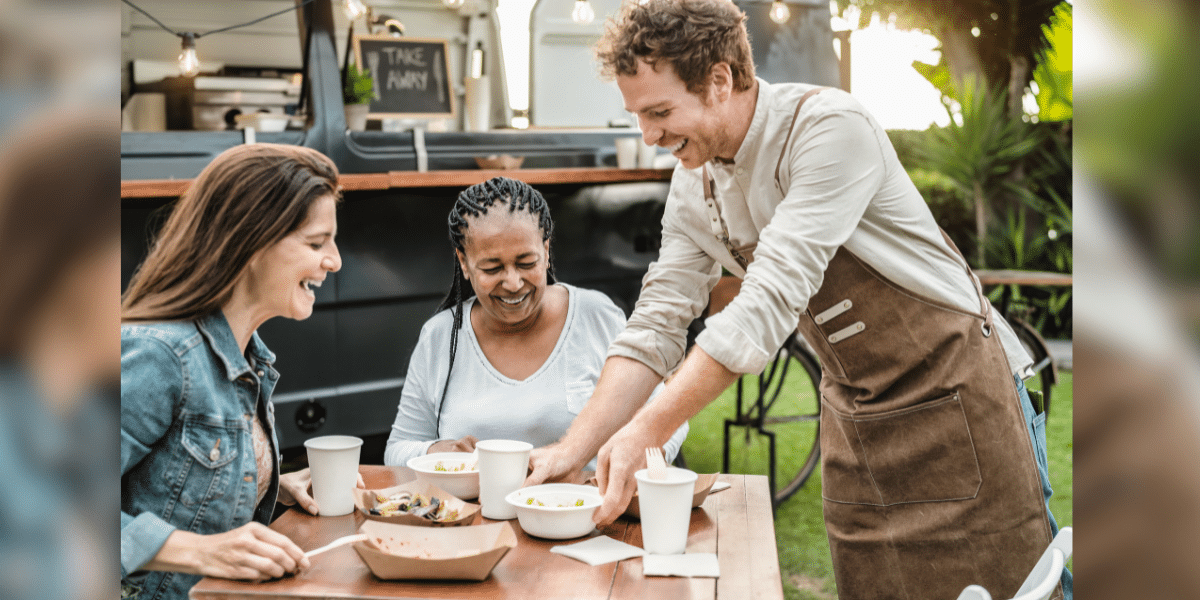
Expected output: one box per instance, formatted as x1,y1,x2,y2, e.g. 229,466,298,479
189,466,782,600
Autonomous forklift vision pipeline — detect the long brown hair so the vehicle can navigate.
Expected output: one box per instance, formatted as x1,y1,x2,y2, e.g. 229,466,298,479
0,112,119,356
122,143,340,323
595,0,756,95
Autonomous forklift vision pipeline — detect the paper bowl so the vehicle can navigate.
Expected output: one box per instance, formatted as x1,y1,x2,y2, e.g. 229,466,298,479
353,520,516,581
505,483,602,540
407,452,479,499
354,480,479,527
474,154,524,170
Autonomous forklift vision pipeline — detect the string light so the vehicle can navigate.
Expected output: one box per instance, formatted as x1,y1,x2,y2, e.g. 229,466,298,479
344,0,367,20
443,0,466,9
572,0,595,24
769,0,789,24
122,0,316,77
178,33,201,76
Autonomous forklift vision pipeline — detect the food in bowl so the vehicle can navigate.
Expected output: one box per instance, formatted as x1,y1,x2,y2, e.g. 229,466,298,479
505,484,602,540
407,452,480,499
433,460,476,473
371,491,461,522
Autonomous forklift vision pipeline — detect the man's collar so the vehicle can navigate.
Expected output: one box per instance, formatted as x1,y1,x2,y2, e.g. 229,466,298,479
713,78,770,167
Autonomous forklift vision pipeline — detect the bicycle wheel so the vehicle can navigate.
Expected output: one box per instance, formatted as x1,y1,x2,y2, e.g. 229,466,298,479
724,334,822,507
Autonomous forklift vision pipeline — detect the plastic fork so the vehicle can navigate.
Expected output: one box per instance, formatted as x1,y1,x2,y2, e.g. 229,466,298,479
304,533,368,559
645,447,668,480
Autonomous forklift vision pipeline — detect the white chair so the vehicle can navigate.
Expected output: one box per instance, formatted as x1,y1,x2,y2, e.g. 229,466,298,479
956,527,1073,600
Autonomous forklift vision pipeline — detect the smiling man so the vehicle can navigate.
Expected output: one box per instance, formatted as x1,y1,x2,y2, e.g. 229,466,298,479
524,1,1070,599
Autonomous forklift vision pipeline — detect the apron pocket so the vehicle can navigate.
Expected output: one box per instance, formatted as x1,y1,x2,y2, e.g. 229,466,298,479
822,392,982,506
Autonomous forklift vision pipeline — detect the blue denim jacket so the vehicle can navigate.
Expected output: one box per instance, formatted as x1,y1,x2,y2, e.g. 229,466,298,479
121,312,281,600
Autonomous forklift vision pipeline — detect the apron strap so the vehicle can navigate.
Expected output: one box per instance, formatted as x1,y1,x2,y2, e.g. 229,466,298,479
774,86,831,190
937,228,992,323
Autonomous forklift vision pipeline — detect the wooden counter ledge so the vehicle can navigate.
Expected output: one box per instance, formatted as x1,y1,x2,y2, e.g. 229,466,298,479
121,168,674,199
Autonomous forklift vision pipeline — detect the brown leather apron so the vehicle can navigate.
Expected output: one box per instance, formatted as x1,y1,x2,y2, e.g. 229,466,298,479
701,89,1059,600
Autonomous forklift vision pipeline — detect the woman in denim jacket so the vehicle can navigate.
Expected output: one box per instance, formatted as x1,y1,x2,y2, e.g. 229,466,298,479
121,144,344,600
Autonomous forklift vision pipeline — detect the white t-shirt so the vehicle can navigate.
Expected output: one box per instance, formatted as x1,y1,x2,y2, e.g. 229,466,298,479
384,283,688,468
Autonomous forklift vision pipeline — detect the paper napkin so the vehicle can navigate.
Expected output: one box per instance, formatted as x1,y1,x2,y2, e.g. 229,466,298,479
642,553,720,578
550,535,646,566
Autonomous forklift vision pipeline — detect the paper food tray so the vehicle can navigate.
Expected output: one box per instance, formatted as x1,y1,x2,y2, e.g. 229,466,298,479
354,480,480,527
353,520,516,581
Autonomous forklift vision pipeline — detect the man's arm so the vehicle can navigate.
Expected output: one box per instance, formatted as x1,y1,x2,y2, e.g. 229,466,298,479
525,355,661,484
590,345,739,525
527,194,720,484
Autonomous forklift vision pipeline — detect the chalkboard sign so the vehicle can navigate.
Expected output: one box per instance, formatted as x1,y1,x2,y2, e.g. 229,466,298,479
353,35,455,119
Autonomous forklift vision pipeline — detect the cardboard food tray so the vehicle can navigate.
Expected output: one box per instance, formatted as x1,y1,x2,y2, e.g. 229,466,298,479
586,473,720,519
353,520,517,581
354,480,480,527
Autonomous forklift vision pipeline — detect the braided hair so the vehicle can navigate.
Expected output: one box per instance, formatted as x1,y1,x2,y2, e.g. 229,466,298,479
433,177,557,436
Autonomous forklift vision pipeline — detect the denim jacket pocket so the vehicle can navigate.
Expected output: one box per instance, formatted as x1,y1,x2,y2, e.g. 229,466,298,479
564,381,595,415
175,412,243,508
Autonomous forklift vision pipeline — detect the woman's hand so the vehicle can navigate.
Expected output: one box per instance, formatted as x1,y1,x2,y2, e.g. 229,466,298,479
277,468,366,515
145,522,311,580
428,435,478,454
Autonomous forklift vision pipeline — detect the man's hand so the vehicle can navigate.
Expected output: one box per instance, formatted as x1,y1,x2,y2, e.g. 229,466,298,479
428,435,478,454
277,468,365,515
525,444,584,486
591,419,662,527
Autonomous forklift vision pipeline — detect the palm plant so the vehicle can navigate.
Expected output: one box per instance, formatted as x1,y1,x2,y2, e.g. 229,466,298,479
917,79,1043,267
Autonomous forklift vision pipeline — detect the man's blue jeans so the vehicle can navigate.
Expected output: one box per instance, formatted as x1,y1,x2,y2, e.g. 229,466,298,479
1015,375,1073,599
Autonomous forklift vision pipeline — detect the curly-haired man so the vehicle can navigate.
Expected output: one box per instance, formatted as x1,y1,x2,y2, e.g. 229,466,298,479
527,1,1070,599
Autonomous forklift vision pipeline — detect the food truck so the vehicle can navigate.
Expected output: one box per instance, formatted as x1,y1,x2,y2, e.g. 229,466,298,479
120,0,844,462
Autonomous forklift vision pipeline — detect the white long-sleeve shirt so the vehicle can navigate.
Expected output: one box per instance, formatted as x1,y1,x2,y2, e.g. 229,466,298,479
609,79,1031,378
385,283,688,468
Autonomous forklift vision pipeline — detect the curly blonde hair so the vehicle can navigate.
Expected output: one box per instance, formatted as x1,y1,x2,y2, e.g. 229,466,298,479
595,0,755,95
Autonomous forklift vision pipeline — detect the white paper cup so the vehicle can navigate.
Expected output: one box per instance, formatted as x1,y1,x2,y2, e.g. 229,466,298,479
303,435,363,517
637,138,658,168
635,467,698,554
615,137,639,169
476,439,533,520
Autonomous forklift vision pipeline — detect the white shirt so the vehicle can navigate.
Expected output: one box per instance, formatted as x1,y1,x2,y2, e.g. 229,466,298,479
385,283,688,468
609,79,1031,377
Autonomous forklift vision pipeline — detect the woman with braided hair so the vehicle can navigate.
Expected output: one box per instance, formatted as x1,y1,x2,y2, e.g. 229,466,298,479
383,177,687,471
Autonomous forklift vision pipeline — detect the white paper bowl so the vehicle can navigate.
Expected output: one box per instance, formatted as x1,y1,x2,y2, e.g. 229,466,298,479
505,484,602,540
407,453,480,500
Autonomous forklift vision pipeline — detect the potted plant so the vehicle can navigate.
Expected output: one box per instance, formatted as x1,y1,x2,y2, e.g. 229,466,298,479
343,63,374,131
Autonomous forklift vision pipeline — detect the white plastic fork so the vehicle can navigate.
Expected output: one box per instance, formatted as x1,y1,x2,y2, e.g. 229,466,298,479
304,533,368,559
645,447,668,481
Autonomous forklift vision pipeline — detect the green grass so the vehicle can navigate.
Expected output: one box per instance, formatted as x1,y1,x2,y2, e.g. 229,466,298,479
680,368,1074,600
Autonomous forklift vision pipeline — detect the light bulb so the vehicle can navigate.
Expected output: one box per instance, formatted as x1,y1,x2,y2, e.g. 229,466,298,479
572,0,595,24
443,0,466,9
178,33,200,77
344,0,367,20
768,0,789,24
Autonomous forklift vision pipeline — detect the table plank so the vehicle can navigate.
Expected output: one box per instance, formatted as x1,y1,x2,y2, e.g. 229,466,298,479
743,476,785,600
608,476,727,600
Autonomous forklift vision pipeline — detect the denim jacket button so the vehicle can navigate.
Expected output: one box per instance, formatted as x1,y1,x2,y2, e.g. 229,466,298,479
256,370,264,378
209,447,220,462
